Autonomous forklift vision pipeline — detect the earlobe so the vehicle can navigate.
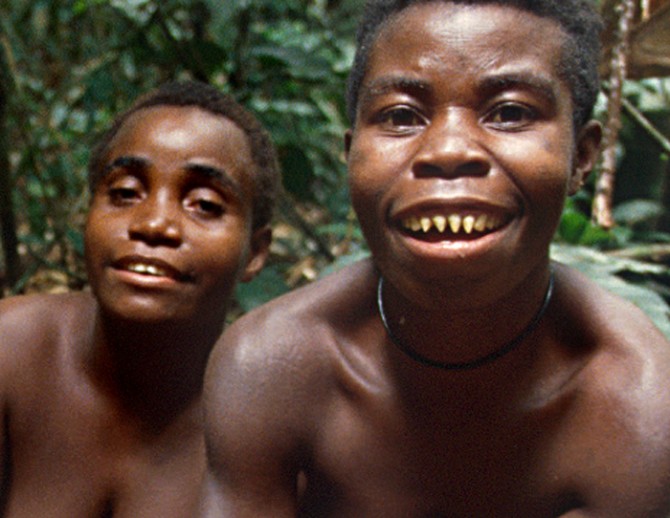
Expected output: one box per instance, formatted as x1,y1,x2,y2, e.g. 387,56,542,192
569,120,602,195
241,225,272,283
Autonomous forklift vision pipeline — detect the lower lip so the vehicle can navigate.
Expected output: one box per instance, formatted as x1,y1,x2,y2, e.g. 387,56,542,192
396,224,509,259
112,268,181,288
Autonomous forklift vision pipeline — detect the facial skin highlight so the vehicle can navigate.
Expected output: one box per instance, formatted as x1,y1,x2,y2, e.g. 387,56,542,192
85,105,269,327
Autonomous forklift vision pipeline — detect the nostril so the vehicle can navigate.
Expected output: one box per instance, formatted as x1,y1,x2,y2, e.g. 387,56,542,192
415,163,444,177
414,159,490,179
458,160,489,177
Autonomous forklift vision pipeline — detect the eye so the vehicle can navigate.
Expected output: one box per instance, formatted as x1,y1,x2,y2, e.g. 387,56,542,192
376,106,426,131
196,199,224,217
107,177,142,205
185,188,226,219
485,103,537,129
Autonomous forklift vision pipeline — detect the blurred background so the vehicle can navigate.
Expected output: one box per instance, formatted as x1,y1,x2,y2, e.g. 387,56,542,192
1,0,669,333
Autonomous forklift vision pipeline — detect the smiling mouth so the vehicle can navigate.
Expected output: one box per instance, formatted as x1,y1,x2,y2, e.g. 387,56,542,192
126,263,171,277
113,257,191,282
400,212,506,239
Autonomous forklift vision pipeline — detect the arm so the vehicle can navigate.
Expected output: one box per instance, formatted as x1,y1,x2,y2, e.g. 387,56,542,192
0,295,29,512
199,318,312,517
0,299,16,516
0,294,69,512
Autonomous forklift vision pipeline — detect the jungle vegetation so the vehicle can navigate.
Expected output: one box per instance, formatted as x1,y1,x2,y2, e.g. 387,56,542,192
1,0,669,334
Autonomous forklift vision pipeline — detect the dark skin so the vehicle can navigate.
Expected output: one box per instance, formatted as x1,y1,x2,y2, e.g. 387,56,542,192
201,4,670,517
0,105,271,517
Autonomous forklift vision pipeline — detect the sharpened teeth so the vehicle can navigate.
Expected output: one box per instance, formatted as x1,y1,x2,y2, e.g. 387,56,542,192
127,263,167,277
401,213,504,235
448,214,462,233
420,217,432,232
475,214,487,232
433,215,447,232
463,215,475,234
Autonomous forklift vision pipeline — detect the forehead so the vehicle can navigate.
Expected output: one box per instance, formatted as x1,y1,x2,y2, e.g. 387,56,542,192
106,105,255,179
367,2,567,94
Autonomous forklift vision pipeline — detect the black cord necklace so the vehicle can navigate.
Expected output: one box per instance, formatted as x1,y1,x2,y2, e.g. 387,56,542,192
377,271,555,370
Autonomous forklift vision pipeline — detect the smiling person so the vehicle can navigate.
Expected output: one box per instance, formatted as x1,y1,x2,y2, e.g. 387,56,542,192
0,80,279,517
200,1,670,517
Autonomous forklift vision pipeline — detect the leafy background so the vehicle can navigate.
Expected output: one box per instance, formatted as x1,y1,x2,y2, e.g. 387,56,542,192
1,0,669,334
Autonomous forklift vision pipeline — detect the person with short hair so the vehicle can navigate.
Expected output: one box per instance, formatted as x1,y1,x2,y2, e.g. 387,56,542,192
200,1,670,516
0,79,280,517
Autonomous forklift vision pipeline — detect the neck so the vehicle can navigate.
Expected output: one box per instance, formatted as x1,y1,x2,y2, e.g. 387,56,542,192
379,265,554,370
87,310,223,431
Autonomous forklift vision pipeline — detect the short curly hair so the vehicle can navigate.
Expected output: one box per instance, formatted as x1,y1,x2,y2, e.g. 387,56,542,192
346,0,603,129
88,80,281,229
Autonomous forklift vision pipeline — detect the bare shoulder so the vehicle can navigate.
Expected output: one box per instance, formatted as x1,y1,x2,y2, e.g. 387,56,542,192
555,262,670,387
0,292,96,376
554,263,670,482
0,291,94,338
204,258,378,436
201,259,380,512
555,261,670,354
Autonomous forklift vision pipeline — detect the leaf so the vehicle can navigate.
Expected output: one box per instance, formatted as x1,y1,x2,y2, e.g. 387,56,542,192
557,210,588,244
235,265,290,312
278,144,315,201
551,243,670,338
613,198,664,226
251,45,332,81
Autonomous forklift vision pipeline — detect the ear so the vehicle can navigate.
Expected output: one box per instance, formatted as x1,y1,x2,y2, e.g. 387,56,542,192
344,128,353,160
568,120,602,195
240,225,272,283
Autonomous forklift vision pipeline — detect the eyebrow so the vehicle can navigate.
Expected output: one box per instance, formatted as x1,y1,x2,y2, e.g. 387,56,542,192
359,76,432,107
478,72,558,106
185,163,243,197
358,72,559,108
101,155,149,177
101,156,243,197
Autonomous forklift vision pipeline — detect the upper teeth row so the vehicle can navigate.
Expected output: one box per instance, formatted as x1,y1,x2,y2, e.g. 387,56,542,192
127,263,166,276
402,214,503,234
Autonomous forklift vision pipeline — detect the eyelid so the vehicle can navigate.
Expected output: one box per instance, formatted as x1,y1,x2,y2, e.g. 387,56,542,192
103,168,144,188
185,181,236,209
186,186,227,206
185,164,242,201
105,172,143,195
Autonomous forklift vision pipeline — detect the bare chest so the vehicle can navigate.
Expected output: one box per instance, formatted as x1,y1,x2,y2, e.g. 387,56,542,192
4,387,204,517
299,385,670,517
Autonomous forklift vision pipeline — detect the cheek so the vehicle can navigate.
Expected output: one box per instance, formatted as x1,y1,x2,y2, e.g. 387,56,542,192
347,139,401,207
499,135,573,189
197,228,252,279
83,213,106,263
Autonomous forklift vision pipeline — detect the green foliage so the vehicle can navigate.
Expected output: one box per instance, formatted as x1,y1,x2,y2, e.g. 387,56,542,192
0,0,364,303
552,243,670,339
1,0,670,332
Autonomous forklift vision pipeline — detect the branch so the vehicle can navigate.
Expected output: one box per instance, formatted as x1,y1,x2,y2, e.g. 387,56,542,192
621,96,670,155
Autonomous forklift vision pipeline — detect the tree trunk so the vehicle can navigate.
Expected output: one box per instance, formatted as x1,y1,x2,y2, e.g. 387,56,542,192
0,37,20,294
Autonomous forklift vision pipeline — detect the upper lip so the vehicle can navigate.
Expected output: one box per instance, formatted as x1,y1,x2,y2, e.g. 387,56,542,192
392,196,515,221
112,255,192,282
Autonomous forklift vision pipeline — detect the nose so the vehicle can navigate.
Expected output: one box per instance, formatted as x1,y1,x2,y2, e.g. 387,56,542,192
128,192,182,247
412,110,490,179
